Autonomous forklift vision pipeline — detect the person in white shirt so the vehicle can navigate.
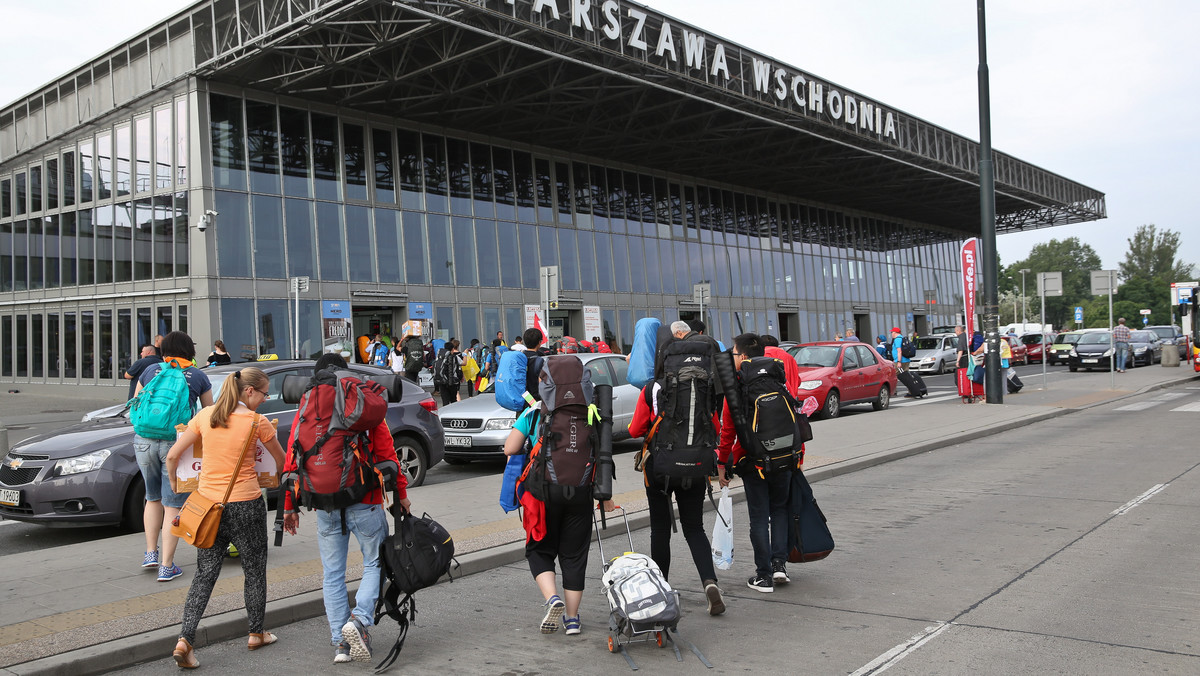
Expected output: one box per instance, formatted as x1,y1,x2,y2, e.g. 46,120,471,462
510,336,527,352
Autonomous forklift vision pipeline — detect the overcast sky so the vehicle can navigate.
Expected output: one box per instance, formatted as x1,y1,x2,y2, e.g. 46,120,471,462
2,0,1197,278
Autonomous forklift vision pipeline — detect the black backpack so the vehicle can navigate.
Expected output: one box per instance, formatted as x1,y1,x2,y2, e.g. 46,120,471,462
739,356,805,477
646,338,718,489
401,336,424,372
519,357,599,506
433,350,460,386
900,337,917,359
374,506,456,672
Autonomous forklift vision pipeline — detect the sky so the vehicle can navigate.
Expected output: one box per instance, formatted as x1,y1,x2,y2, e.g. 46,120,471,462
2,0,1197,277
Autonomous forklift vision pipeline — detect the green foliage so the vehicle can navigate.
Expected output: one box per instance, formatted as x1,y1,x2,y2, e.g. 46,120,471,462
1119,225,1195,283
1005,238,1102,329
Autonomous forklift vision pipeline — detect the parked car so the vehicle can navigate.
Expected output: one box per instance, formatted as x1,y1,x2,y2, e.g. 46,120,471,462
1128,330,1164,367
1068,332,1115,371
1047,329,1105,365
1002,335,1028,366
787,342,898,419
438,353,639,463
911,335,958,375
1019,332,1053,364
1146,325,1187,359
0,361,443,528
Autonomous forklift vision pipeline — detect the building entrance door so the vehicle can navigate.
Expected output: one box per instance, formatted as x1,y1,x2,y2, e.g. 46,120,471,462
913,314,929,337
854,313,872,344
351,305,400,363
778,313,800,342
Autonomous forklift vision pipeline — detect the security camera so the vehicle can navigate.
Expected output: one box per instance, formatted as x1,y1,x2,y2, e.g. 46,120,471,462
195,209,218,232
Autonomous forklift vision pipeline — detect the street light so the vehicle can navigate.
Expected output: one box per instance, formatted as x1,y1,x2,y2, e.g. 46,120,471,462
1019,268,1031,324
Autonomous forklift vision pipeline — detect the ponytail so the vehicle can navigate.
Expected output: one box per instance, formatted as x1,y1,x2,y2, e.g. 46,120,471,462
210,367,269,428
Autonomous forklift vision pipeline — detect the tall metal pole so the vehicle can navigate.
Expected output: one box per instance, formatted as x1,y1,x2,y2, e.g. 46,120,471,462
1109,270,1115,389
294,282,300,359
1019,268,1030,323
1040,278,1048,390
977,0,1002,403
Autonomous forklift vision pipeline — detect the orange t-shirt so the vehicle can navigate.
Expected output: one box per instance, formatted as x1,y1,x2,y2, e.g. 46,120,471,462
187,405,277,503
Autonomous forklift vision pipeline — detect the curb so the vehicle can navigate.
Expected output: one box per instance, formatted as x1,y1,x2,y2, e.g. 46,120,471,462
11,372,1198,675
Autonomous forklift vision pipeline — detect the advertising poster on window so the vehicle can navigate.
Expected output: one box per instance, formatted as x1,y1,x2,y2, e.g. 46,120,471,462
960,238,978,336
583,306,602,341
525,304,546,339
322,300,353,356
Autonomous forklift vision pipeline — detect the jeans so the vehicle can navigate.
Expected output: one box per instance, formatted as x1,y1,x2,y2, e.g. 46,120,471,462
133,435,186,508
742,468,792,578
316,502,389,644
645,481,718,584
1115,342,1129,371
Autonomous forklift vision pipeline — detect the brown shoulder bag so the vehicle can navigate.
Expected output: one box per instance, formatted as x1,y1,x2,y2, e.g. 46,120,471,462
173,419,259,549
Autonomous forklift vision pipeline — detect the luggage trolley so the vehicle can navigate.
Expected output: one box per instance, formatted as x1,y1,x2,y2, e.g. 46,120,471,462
593,507,713,671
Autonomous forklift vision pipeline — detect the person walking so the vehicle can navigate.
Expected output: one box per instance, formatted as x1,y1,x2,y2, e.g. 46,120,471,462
206,340,232,366
281,354,409,664
399,331,425,383
890,328,910,372
434,339,464,406
1113,318,1132,372
164,366,285,668
388,336,406,376
875,335,889,359
843,328,858,342
124,345,161,400
134,331,213,582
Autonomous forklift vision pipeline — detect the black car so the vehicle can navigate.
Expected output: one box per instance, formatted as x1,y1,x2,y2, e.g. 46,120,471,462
1067,332,1114,371
1146,325,1187,359
0,361,443,528
1127,330,1163,367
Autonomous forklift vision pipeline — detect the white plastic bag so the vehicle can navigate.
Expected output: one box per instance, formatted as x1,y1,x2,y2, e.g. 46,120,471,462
711,487,734,571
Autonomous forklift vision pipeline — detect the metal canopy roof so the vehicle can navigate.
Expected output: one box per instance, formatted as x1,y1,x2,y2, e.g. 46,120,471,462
9,0,1106,239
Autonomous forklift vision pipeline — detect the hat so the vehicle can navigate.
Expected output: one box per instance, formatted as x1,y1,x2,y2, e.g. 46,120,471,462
891,327,901,333
877,335,886,342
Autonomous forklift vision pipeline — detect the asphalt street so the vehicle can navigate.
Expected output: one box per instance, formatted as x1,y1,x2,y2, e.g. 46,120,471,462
112,381,1200,675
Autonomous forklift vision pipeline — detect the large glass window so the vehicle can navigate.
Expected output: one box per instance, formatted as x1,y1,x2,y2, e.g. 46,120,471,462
504,307,523,343
280,106,311,197
16,315,28,378
80,141,94,202
78,209,95,285
135,116,151,193
629,237,649,293
423,134,448,213
214,191,251,277
435,305,455,340
115,125,131,197
133,198,153,279
483,307,501,341
155,106,173,190
343,122,368,201
116,309,130,378
80,311,94,379
285,198,315,277
253,195,285,278
555,161,572,224
152,194,174,278
247,100,281,194
11,220,26,291
374,208,403,283
44,215,59,288
451,218,476,286
175,99,189,187
136,307,152,352
210,94,245,190
659,238,675,294
93,205,113,283
46,158,59,210
594,232,613,291
173,191,189,277
578,230,596,291
518,223,538,289
1,178,10,218
15,172,26,216
157,306,173,336
29,166,42,213
258,298,291,358
558,228,579,290
535,158,553,223
221,298,257,362
315,201,345,280
345,205,375,282
475,219,499,288
311,113,340,201
459,306,479,345
427,214,452,285
28,218,43,290
470,142,493,218
48,313,60,378
446,138,472,215
63,312,77,378
497,221,520,288
1,316,10,377
372,128,395,204
60,212,77,286
114,202,133,282
98,310,112,380
403,211,427,284
397,129,422,210
611,234,631,292
514,151,535,223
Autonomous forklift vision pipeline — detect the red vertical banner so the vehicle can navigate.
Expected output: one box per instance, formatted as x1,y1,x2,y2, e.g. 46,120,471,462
960,238,978,336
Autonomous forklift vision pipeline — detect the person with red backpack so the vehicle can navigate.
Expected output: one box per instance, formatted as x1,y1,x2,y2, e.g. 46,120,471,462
280,354,409,664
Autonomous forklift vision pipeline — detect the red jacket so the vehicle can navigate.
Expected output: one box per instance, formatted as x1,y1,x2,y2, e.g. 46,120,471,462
283,417,406,511
764,346,800,398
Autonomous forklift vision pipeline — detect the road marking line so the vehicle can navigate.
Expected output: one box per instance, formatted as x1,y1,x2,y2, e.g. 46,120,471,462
892,393,958,406
1111,484,1168,516
850,622,952,676
1114,401,1158,411
1153,391,1188,400
0,520,18,527
1171,402,1200,412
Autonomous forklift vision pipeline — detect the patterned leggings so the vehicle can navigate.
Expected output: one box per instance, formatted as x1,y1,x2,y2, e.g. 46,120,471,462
180,498,268,643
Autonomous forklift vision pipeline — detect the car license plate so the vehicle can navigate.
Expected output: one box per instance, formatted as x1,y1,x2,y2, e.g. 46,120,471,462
1082,358,1098,363
444,436,472,447
0,489,19,506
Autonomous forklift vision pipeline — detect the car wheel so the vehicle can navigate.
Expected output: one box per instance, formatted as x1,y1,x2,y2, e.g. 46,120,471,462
872,385,890,411
822,390,841,419
393,434,429,487
1069,365,1078,372
443,458,471,466
121,476,146,533
934,360,945,375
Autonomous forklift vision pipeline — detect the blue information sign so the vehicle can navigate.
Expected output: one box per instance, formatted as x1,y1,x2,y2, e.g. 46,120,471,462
322,300,350,319
408,302,433,320
1074,306,1084,322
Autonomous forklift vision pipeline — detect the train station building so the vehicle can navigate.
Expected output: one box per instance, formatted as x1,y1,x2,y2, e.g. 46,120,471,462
0,0,1105,389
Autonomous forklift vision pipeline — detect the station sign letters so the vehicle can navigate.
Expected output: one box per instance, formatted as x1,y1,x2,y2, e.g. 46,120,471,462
470,0,899,141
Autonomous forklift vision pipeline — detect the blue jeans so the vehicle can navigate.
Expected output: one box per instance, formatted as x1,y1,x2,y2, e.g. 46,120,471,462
742,468,792,578
316,502,390,644
1115,342,1129,371
133,435,186,508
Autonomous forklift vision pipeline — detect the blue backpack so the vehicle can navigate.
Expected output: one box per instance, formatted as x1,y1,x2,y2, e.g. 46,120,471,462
627,317,661,388
129,362,194,440
495,350,531,412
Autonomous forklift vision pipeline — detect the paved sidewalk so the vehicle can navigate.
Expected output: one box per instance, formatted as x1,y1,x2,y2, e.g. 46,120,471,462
1,362,1196,675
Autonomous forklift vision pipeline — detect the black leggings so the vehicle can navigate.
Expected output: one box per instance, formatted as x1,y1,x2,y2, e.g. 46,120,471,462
526,502,592,592
646,481,717,584
440,383,459,406
180,498,268,643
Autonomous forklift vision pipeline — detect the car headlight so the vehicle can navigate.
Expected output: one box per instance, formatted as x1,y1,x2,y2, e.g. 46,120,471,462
1134,347,1147,354
1102,348,1114,357
52,449,112,477
484,418,515,431
1069,349,1077,357
799,380,822,391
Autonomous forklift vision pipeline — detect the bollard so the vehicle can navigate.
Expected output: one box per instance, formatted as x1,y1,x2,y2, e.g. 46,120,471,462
1161,344,1180,367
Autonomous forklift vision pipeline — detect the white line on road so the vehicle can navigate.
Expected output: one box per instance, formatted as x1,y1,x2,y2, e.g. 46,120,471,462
892,393,959,407
0,519,19,527
1153,391,1188,400
1114,401,1159,411
1170,402,1200,412
850,622,953,676
1111,484,1169,516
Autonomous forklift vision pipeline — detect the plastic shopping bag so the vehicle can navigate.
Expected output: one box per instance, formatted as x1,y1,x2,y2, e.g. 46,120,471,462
711,487,734,571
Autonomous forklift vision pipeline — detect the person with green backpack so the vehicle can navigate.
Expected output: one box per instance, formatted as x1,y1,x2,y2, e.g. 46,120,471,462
131,331,213,582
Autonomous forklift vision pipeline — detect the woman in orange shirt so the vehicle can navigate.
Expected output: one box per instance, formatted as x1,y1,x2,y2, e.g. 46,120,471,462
165,367,286,668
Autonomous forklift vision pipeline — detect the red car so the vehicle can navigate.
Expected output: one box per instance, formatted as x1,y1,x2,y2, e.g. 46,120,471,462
786,342,899,419
1004,335,1028,365
1019,333,1052,364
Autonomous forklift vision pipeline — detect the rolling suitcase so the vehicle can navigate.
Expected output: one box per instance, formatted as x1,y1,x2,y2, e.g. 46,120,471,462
897,369,927,398
1006,368,1024,393
957,367,984,402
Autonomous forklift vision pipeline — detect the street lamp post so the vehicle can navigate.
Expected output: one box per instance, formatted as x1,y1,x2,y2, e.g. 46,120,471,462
1019,268,1031,324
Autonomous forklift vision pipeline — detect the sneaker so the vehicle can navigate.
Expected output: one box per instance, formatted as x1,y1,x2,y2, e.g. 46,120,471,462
142,550,159,569
771,561,791,585
157,564,183,582
333,643,352,664
540,595,565,634
563,616,581,635
341,618,372,662
747,575,774,593
703,580,726,615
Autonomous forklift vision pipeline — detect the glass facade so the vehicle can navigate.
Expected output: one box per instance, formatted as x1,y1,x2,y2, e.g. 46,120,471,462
0,87,963,385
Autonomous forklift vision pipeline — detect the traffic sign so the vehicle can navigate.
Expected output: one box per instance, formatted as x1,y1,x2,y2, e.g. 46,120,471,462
692,282,712,305
1090,270,1118,295
289,275,310,293
1074,306,1084,323
1139,309,1152,315
1038,271,1063,297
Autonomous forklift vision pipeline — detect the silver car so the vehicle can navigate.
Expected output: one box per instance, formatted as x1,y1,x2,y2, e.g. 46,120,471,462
911,335,958,374
439,353,640,463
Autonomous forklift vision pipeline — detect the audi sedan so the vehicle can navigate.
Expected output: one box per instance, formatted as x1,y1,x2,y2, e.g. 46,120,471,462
0,361,443,528
438,353,640,463
787,342,899,419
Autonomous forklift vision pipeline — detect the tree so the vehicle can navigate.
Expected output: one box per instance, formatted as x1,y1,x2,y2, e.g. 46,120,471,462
1008,238,1102,330
1119,225,1195,283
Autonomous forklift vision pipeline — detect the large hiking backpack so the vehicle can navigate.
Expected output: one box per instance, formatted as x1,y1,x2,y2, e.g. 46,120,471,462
374,506,456,672
557,336,581,354
628,318,662,388
495,350,544,412
601,552,680,629
402,336,424,372
739,357,803,477
519,357,599,506
130,361,193,440
900,337,917,359
291,370,389,512
646,339,718,488
432,350,460,386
